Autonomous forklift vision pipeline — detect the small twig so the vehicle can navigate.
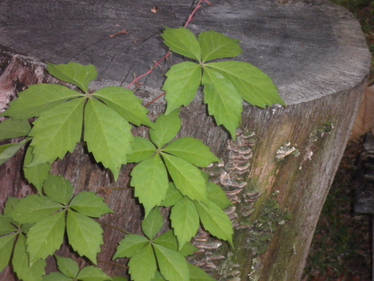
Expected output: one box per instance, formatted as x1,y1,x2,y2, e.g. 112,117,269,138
98,260,128,270
145,92,166,107
184,0,211,28
109,29,128,38
101,222,130,235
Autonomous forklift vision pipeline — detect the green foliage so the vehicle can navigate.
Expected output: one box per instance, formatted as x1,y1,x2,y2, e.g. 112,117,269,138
0,138,29,165
0,119,31,141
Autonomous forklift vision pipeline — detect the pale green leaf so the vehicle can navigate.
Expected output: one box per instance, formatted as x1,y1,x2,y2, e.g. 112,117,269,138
70,192,112,218
195,200,233,246
0,119,31,141
23,147,51,193
163,62,201,114
207,182,232,210
164,137,219,167
3,197,19,217
149,110,181,148
10,195,62,224
66,210,103,264
4,84,82,119
93,87,152,127
77,266,111,281
127,137,156,163
151,272,166,281
12,234,46,281
29,97,85,165
153,244,189,281
153,231,177,251
0,233,16,271
55,256,79,278
161,153,207,201
188,263,216,281
0,216,17,235
170,197,199,249
142,207,164,240
199,31,242,62
113,235,149,259
162,27,201,61
130,155,169,215
202,67,242,138
180,242,198,257
43,272,73,281
160,182,182,207
47,63,98,93
27,211,65,263
84,98,133,180
0,139,28,165
205,61,284,107
43,175,74,205
128,244,157,281
112,277,128,281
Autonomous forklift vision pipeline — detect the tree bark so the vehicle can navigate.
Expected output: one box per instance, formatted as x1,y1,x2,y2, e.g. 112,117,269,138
0,0,371,280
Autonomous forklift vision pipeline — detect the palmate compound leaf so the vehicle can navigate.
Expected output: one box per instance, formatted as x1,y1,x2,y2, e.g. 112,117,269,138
142,207,164,240
163,62,202,114
128,244,157,281
130,155,169,216
76,266,110,281
43,175,74,205
127,137,156,163
0,138,29,166
28,97,85,165
55,256,79,278
0,233,16,271
47,63,98,93
150,109,181,148
113,234,149,259
0,215,17,235
84,98,133,180
188,263,216,281
0,119,31,141
23,147,51,193
153,230,197,257
70,192,112,218
160,182,183,207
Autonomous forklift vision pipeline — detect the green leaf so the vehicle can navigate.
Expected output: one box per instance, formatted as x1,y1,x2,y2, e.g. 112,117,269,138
3,197,20,217
10,195,62,224
29,97,85,165
195,200,233,246
128,244,157,281
162,153,207,201
27,211,65,263
66,210,103,264
55,256,79,278
84,98,133,180
4,84,82,119
70,192,112,218
206,61,284,107
170,197,199,249
149,110,181,148
0,139,28,165
162,27,201,61
180,242,198,257
207,182,231,210
93,87,152,127
202,67,242,138
130,155,169,215
0,215,17,235
142,207,164,240
23,147,51,193
153,244,189,281
188,263,216,281
163,62,201,114
113,235,149,259
199,31,242,62
160,182,182,207
47,63,98,93
164,137,219,167
127,137,156,163
43,175,74,205
77,266,110,281
0,234,16,271
112,278,128,281
0,119,31,141
43,272,73,281
12,234,46,281
153,231,177,251
151,272,166,281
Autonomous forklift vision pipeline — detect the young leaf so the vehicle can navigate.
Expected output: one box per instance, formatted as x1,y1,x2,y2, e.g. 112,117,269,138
162,28,201,61
47,63,98,93
199,31,242,63
188,263,216,281
170,197,199,249
127,137,156,163
55,256,79,279
0,234,16,271
0,139,28,165
161,153,207,201
207,182,232,210
0,216,17,235
195,200,233,246
29,97,85,165
84,98,133,180
163,137,219,167
66,210,104,264
70,192,112,218
27,211,66,263
23,147,51,193
93,87,152,127
113,235,149,259
42,272,73,281
163,62,202,114
77,266,110,281
130,155,169,215
43,175,74,205
153,244,189,281
160,182,183,207
128,244,157,281
4,84,82,119
153,231,177,251
0,119,31,141
142,207,164,240
149,110,181,148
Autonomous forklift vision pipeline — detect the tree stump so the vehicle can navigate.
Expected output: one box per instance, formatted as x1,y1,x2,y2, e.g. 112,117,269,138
0,0,371,280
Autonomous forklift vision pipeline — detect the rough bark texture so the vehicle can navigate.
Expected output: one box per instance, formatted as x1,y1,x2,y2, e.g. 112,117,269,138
0,0,371,281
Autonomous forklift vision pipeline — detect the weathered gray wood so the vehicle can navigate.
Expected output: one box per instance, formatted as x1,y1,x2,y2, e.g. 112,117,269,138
0,0,371,280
